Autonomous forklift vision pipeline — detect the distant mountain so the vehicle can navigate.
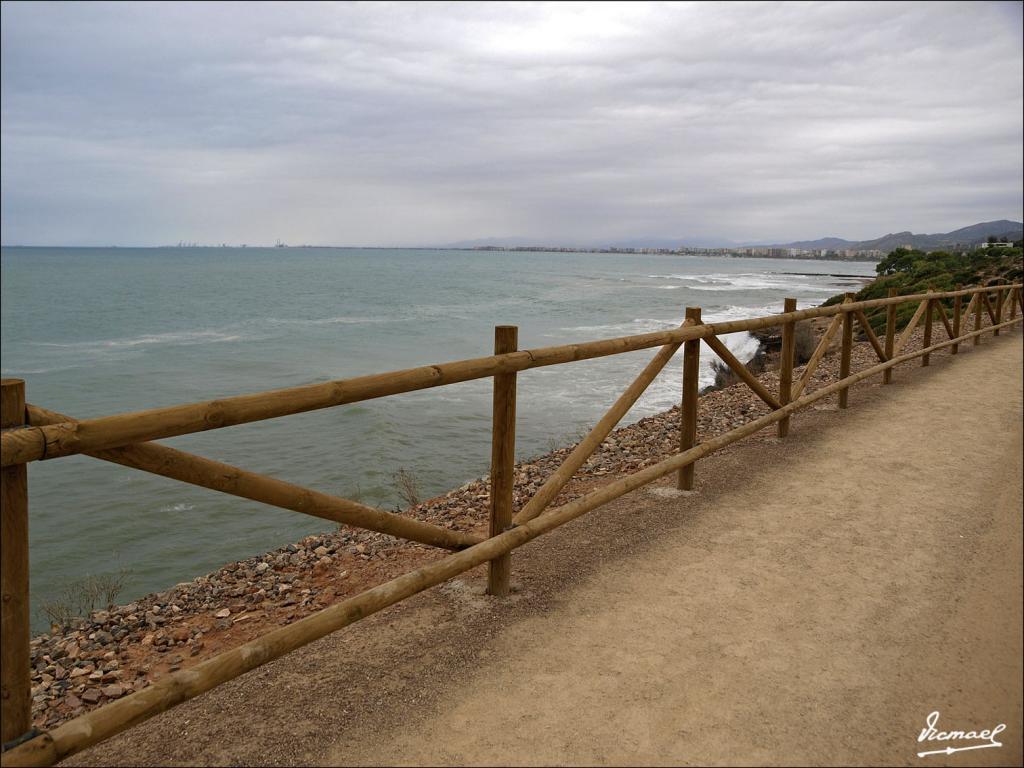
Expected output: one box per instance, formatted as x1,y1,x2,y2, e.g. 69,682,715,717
605,237,695,250
441,220,1023,253
780,236,860,250
772,220,1023,252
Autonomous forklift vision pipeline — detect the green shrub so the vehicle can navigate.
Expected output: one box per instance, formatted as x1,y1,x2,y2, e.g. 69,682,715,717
823,246,1021,340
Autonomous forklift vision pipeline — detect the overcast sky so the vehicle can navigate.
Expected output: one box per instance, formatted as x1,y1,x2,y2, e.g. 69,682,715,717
2,1,1022,247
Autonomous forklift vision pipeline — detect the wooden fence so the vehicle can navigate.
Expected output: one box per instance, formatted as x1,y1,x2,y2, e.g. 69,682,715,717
1,282,1022,766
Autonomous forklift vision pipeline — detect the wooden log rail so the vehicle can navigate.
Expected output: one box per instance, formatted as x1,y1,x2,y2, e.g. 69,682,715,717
1,286,1017,469
24,405,479,552
1,282,1021,766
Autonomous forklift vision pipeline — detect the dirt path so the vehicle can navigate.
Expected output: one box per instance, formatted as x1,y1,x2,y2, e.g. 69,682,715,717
71,333,1023,767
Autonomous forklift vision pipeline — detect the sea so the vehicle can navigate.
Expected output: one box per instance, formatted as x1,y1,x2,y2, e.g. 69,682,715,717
0,246,875,630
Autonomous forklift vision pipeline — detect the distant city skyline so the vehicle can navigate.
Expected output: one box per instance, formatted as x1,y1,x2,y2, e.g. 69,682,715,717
2,1,1022,247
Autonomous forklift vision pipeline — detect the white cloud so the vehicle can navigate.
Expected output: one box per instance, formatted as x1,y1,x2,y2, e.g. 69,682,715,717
2,0,1021,246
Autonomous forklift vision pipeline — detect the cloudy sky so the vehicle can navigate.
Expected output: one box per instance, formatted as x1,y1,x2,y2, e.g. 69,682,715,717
1,1,1021,247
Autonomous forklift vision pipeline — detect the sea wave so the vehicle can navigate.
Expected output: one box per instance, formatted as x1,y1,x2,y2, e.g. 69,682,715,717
0,365,77,375
35,329,245,351
702,304,782,322
558,317,680,335
647,272,842,293
265,316,389,326
158,502,196,513
558,304,789,336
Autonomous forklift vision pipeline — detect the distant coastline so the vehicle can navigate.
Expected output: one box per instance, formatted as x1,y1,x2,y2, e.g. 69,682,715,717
2,243,880,262
4,217,1020,261
9,215,1024,266
461,244,883,261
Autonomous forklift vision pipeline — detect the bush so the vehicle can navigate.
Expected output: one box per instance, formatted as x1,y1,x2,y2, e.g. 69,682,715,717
392,467,421,508
40,569,131,631
793,322,815,364
824,246,1023,335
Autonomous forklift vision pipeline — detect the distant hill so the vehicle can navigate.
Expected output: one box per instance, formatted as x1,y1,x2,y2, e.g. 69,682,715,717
780,236,860,250
441,220,1023,253
774,220,1023,252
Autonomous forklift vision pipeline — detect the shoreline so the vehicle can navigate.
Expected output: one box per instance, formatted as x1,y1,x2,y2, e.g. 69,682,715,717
24,307,943,731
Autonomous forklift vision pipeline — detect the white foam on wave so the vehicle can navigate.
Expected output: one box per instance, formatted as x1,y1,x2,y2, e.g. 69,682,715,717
703,304,781,323
647,272,847,294
158,502,195,513
635,328,762,413
265,316,388,326
0,365,74,375
545,301,773,418
35,329,245,351
545,322,766,422
557,304,792,339
558,317,679,335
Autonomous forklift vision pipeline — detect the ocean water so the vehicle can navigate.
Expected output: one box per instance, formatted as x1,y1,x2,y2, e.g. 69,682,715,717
0,247,874,630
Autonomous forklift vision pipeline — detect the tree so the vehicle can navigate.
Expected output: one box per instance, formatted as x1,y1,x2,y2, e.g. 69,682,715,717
875,248,923,275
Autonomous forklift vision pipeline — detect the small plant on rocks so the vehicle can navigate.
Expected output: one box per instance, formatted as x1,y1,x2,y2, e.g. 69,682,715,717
39,569,131,631
392,467,421,508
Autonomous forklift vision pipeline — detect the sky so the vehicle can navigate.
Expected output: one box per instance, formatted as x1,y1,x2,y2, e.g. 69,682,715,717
1,1,1022,247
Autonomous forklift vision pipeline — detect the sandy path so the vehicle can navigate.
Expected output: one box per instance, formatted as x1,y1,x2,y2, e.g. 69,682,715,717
332,336,1023,767
70,333,1022,767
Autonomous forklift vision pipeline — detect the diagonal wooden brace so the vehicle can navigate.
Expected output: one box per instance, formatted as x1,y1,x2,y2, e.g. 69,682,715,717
891,299,928,357
854,309,888,362
791,309,844,400
932,300,955,340
26,405,480,551
703,334,781,410
980,291,998,324
512,322,688,525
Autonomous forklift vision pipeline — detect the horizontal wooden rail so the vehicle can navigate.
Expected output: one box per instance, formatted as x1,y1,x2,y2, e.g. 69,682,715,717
3,284,1019,467
25,406,480,551
5,310,1020,768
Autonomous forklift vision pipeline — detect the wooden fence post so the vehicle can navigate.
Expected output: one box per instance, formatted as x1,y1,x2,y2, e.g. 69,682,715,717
922,288,934,367
951,285,962,355
974,287,983,346
993,286,1003,336
838,296,853,409
487,326,517,597
1,379,30,743
1012,287,1020,321
677,307,701,490
777,298,797,437
883,288,897,383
